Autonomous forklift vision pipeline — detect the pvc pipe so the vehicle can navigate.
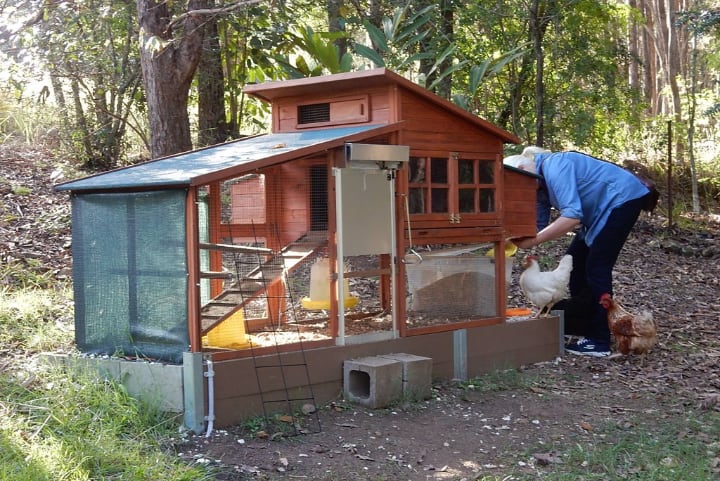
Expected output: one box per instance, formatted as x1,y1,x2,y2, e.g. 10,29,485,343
204,359,215,437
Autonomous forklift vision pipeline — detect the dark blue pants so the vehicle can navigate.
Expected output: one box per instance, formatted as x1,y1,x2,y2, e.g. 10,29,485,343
564,196,645,344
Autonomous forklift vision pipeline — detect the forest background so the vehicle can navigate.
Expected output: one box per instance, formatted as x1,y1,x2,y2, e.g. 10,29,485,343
1,0,720,214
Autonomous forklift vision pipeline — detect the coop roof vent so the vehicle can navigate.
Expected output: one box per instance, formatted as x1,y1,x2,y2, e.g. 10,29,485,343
295,95,369,128
298,103,331,124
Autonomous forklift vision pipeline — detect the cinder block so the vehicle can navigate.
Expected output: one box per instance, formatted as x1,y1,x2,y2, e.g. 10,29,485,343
343,356,403,409
380,353,433,400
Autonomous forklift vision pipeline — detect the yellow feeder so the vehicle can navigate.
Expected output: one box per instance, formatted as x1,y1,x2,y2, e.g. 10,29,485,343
301,257,359,310
204,309,250,349
485,242,518,258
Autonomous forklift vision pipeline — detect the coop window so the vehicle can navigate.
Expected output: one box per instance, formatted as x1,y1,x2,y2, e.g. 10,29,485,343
408,155,496,215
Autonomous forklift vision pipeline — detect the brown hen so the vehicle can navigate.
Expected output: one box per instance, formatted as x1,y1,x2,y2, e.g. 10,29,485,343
600,293,657,358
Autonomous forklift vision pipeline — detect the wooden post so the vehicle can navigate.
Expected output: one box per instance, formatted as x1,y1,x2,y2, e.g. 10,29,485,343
186,188,202,353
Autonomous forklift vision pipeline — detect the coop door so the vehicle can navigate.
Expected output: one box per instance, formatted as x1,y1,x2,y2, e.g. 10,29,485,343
337,169,393,256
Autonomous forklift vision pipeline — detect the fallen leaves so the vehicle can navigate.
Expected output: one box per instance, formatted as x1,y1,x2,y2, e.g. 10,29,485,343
579,421,594,432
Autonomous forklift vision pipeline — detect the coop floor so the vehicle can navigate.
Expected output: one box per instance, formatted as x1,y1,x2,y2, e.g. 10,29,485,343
204,307,521,351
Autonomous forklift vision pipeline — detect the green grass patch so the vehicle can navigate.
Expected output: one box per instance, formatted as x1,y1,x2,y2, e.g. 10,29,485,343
0,287,74,353
0,260,58,290
0,287,215,481
512,410,720,480
461,367,540,393
0,367,213,481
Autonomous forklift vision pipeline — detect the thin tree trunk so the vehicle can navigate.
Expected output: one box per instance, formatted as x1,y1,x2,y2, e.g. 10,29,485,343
628,0,640,92
69,76,94,167
529,0,545,146
197,3,229,147
687,32,699,213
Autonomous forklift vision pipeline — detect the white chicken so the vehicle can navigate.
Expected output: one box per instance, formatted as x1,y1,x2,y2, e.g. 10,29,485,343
519,254,573,318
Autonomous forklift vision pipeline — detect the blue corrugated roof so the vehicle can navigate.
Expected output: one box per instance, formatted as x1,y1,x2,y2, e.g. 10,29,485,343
55,124,391,192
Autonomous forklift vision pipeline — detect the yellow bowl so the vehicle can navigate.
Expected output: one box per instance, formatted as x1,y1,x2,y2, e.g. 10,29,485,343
485,243,518,258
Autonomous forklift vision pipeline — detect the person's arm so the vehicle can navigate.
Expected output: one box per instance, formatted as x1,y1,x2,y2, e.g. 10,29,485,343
511,216,580,249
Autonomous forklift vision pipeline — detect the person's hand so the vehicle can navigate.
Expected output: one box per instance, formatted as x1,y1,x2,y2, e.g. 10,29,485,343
510,236,537,249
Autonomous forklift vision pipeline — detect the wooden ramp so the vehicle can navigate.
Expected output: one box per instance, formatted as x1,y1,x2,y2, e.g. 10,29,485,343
200,235,327,335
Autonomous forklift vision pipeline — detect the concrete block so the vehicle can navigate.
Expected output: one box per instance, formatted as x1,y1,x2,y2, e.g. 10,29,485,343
380,353,433,400
343,356,402,409
120,361,184,413
39,353,184,413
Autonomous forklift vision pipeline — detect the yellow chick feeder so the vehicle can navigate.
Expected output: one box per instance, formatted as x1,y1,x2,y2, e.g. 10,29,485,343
301,258,359,310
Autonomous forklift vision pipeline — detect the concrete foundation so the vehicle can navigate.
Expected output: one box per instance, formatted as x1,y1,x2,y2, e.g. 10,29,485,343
40,314,562,428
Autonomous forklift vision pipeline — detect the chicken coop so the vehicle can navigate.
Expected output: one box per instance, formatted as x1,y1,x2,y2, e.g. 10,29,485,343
55,68,560,429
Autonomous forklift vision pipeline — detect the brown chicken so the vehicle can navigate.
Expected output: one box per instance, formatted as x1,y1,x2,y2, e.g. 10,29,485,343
599,293,657,358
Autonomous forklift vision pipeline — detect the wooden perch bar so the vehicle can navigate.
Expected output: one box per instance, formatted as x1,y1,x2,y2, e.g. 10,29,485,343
200,271,235,279
199,242,274,254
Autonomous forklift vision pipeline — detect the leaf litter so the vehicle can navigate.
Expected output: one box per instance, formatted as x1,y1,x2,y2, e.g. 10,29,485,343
3,145,720,479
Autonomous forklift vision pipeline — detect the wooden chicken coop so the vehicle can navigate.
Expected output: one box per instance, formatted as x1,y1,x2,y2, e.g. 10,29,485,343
55,68,560,429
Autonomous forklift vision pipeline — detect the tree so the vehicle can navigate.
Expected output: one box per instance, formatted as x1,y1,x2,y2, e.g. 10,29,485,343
137,0,207,158
3,0,143,170
197,0,231,147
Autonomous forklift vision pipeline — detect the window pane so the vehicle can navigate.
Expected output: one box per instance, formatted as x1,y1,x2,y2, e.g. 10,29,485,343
479,160,494,183
459,188,475,213
431,188,448,213
409,157,426,183
480,189,495,212
458,159,474,184
430,157,448,183
409,188,426,214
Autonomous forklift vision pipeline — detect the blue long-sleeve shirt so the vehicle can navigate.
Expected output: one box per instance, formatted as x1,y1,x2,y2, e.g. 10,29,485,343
535,151,649,246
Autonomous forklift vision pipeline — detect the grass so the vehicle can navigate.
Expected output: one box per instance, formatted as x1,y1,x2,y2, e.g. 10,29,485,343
456,367,720,481
508,410,720,480
461,367,540,393
0,287,215,481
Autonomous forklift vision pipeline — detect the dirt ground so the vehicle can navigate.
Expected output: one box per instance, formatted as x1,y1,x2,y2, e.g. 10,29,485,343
171,215,720,481
2,145,720,481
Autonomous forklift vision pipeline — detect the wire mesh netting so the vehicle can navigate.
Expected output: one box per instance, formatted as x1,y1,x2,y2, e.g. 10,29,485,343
403,244,512,326
72,190,188,363
199,166,393,352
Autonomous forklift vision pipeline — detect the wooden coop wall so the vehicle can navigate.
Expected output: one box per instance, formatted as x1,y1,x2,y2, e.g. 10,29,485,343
502,169,538,239
398,89,503,152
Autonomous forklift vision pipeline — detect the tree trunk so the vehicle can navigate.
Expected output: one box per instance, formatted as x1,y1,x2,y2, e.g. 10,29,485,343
628,0,640,92
197,1,229,147
69,76,95,168
529,0,545,146
327,0,347,59
137,0,206,158
497,52,533,134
